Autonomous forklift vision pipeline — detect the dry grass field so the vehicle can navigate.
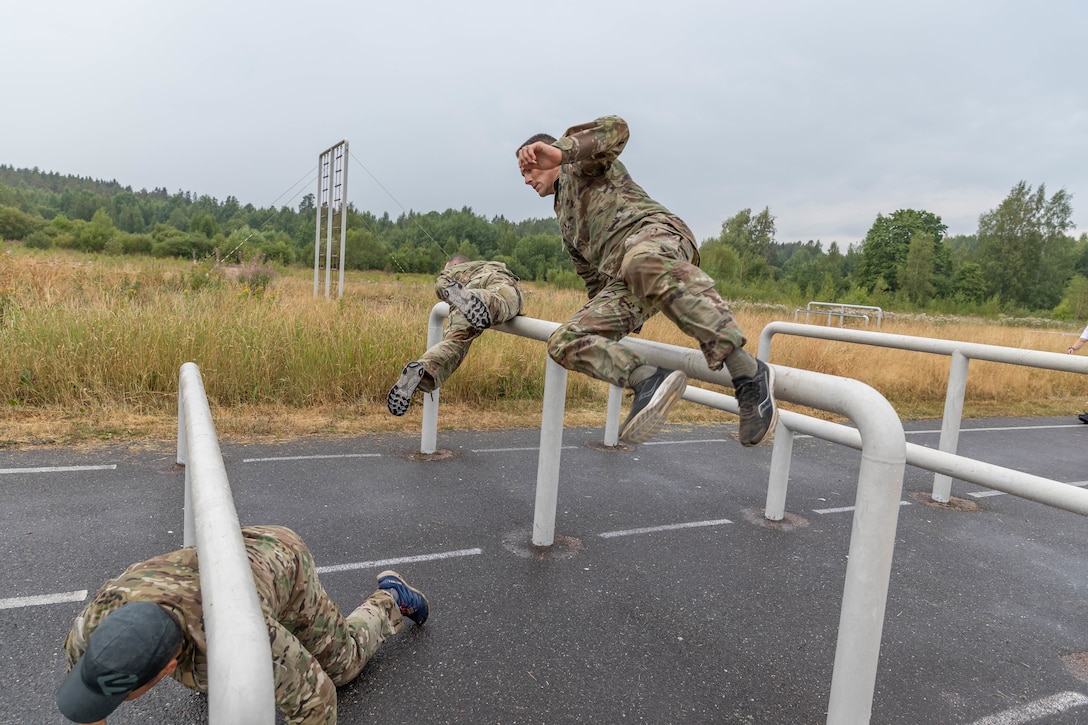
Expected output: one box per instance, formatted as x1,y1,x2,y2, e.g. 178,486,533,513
2,246,1085,449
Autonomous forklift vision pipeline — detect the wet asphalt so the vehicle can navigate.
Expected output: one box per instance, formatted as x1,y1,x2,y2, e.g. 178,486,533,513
1,416,1086,724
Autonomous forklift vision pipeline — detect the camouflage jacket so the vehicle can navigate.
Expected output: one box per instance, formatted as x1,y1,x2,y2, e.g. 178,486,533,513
551,115,697,298
64,526,333,724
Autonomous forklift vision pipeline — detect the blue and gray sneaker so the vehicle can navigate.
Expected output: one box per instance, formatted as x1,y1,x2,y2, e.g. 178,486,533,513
442,282,492,329
377,570,429,625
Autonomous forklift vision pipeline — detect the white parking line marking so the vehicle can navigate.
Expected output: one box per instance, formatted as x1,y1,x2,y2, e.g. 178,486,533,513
316,547,482,574
599,518,733,538
813,501,911,515
970,691,1088,724
242,453,381,463
0,590,88,610
643,439,727,445
472,446,579,453
0,464,116,475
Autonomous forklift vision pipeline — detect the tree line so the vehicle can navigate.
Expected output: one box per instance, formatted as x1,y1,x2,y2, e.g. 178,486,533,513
0,164,1084,318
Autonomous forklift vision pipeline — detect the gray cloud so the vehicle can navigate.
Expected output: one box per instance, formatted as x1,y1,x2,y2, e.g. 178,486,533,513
2,0,1084,247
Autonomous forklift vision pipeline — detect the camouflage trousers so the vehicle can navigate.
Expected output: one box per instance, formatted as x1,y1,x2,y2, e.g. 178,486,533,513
417,275,524,392
259,526,403,724
548,225,747,388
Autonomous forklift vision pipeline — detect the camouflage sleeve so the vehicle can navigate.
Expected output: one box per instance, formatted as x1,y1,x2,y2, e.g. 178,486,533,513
565,241,606,298
63,609,91,671
268,619,338,725
553,116,629,176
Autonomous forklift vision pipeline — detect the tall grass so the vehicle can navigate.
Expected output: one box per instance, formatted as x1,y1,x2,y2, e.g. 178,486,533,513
1,246,1084,445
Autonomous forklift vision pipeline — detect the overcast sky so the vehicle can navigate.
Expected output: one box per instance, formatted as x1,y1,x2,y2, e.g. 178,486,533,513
2,0,1085,248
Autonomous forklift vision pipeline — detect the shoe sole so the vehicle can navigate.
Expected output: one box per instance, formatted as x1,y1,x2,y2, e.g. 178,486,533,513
443,285,491,329
377,569,430,624
619,370,688,444
740,364,778,447
387,363,424,416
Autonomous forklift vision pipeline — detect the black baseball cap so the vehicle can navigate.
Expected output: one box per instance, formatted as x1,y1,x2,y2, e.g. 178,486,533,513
57,601,183,723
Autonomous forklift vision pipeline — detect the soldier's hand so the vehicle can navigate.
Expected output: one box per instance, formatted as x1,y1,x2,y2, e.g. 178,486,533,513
518,142,562,172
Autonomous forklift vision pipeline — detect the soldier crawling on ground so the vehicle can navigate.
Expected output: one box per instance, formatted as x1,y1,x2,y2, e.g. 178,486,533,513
57,525,428,725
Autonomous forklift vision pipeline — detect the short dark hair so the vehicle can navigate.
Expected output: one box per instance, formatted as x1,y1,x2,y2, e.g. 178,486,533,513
517,133,557,154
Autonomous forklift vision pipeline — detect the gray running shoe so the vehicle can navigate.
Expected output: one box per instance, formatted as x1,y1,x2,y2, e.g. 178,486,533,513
442,282,492,329
733,359,778,446
619,368,688,444
387,361,424,416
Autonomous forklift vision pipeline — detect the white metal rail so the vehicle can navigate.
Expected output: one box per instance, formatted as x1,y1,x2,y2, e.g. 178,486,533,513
418,305,908,723
177,362,276,724
756,320,1088,502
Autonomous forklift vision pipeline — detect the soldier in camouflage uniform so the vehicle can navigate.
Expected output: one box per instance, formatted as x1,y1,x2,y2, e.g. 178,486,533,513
516,115,777,446
57,525,428,724
387,254,524,415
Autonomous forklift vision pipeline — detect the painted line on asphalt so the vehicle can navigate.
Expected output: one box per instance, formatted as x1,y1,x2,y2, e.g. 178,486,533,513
643,438,727,445
968,480,1088,499
599,518,733,538
0,590,88,610
316,547,483,574
472,446,579,453
813,501,911,515
0,464,116,475
970,691,1088,725
242,453,382,463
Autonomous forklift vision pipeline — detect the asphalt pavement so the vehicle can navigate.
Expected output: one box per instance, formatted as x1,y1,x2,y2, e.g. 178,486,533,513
1,416,1087,724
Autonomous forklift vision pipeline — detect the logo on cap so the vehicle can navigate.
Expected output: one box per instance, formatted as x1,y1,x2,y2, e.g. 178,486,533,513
97,672,139,695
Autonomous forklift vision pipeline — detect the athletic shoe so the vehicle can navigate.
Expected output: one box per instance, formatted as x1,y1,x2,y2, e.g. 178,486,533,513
387,361,424,416
377,570,429,625
619,368,688,444
442,282,492,329
1078,413,1088,425
733,359,778,446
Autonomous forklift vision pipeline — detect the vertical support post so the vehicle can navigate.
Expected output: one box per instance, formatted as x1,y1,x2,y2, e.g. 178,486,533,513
603,385,623,446
532,356,568,546
313,154,323,297
931,350,968,503
826,447,906,723
323,187,334,298
420,303,449,455
337,141,348,299
764,420,794,521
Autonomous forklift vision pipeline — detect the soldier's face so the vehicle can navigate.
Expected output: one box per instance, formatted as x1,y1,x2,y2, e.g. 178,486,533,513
521,166,558,198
